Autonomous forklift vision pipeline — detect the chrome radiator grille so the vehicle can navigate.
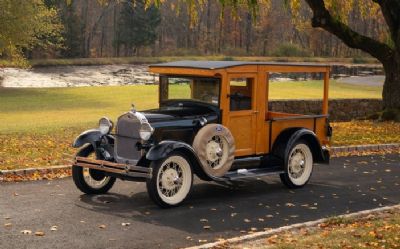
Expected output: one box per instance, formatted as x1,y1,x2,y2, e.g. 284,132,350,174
115,113,142,164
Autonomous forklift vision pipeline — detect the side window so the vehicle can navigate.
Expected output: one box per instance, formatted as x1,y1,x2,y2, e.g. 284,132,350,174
229,78,253,111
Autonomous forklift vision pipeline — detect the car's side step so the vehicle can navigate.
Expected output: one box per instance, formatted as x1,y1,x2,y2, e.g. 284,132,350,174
220,167,284,181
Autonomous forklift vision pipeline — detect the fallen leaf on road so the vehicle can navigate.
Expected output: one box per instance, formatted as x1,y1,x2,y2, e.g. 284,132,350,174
186,236,192,240
250,227,257,231
121,223,130,226
285,203,295,207
231,213,237,217
13,192,19,196
99,225,106,229
203,225,211,230
4,223,12,227
21,230,32,235
244,218,251,223
4,217,11,220
198,239,207,243
50,226,58,231
210,208,217,211
35,231,45,236
258,218,265,222
200,219,208,223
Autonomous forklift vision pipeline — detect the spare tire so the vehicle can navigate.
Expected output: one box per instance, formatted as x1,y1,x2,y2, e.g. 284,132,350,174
193,124,235,177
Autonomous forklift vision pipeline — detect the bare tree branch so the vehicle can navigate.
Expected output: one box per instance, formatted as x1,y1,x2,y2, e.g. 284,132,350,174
304,0,394,63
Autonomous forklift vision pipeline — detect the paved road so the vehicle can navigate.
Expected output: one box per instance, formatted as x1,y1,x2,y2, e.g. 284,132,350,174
1,154,399,249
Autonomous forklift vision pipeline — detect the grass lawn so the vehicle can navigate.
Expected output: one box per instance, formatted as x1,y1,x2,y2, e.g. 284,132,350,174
0,80,381,133
237,210,400,249
0,81,390,170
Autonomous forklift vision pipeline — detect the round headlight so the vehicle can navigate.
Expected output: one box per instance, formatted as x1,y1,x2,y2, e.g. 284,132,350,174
99,117,113,135
139,122,154,140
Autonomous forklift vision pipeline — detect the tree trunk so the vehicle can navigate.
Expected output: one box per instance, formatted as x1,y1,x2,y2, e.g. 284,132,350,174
382,54,400,109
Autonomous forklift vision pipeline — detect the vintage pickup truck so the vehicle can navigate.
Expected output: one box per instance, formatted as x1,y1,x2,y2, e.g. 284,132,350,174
71,61,332,208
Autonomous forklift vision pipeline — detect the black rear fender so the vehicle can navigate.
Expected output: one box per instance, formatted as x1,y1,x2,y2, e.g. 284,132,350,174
272,128,329,164
146,140,212,181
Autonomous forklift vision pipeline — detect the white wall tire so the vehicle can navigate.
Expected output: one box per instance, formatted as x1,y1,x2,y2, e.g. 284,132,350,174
280,141,313,188
193,124,235,177
72,144,116,195
146,152,193,208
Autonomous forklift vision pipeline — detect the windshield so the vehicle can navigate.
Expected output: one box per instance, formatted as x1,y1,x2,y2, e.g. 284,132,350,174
159,76,220,106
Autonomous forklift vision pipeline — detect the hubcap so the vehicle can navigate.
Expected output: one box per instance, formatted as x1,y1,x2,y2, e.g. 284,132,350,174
288,149,306,178
158,162,183,197
205,135,228,169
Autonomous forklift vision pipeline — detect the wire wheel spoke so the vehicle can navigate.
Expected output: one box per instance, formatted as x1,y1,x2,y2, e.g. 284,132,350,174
158,161,184,197
83,168,109,189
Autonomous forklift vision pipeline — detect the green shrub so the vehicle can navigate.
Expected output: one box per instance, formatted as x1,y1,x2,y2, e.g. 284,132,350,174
272,43,311,57
352,56,368,64
222,56,234,61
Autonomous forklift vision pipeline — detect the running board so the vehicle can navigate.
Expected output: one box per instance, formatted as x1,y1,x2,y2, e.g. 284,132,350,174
219,167,284,181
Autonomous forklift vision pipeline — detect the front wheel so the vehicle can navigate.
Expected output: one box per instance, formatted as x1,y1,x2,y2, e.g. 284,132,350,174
280,141,313,188
146,152,193,208
72,144,116,194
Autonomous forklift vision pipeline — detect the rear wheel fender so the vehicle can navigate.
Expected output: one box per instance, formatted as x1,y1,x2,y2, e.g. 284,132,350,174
272,128,326,164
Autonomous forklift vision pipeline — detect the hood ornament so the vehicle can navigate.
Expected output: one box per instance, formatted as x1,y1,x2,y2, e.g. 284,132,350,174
131,103,136,113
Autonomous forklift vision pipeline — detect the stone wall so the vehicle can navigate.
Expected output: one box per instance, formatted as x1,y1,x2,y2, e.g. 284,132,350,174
268,99,382,121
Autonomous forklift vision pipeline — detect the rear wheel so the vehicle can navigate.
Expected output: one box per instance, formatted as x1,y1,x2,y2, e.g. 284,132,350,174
72,145,116,194
280,141,313,188
146,152,193,208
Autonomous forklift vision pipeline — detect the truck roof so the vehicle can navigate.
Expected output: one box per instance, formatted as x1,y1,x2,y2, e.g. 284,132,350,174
149,60,330,70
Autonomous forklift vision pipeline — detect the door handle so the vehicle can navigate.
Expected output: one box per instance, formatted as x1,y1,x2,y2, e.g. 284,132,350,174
253,111,259,114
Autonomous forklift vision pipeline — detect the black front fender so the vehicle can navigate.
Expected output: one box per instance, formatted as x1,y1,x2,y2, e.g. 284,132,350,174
146,140,212,181
72,129,110,148
146,140,196,161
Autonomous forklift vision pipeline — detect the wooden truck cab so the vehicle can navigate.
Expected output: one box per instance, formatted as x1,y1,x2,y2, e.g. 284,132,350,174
149,61,331,158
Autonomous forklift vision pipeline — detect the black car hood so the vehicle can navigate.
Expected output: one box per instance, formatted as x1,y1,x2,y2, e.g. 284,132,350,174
142,112,178,123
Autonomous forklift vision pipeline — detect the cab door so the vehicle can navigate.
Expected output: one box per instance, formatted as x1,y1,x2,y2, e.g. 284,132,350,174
226,74,258,156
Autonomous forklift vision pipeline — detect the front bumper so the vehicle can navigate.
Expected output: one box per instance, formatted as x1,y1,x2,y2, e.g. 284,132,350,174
74,157,152,179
